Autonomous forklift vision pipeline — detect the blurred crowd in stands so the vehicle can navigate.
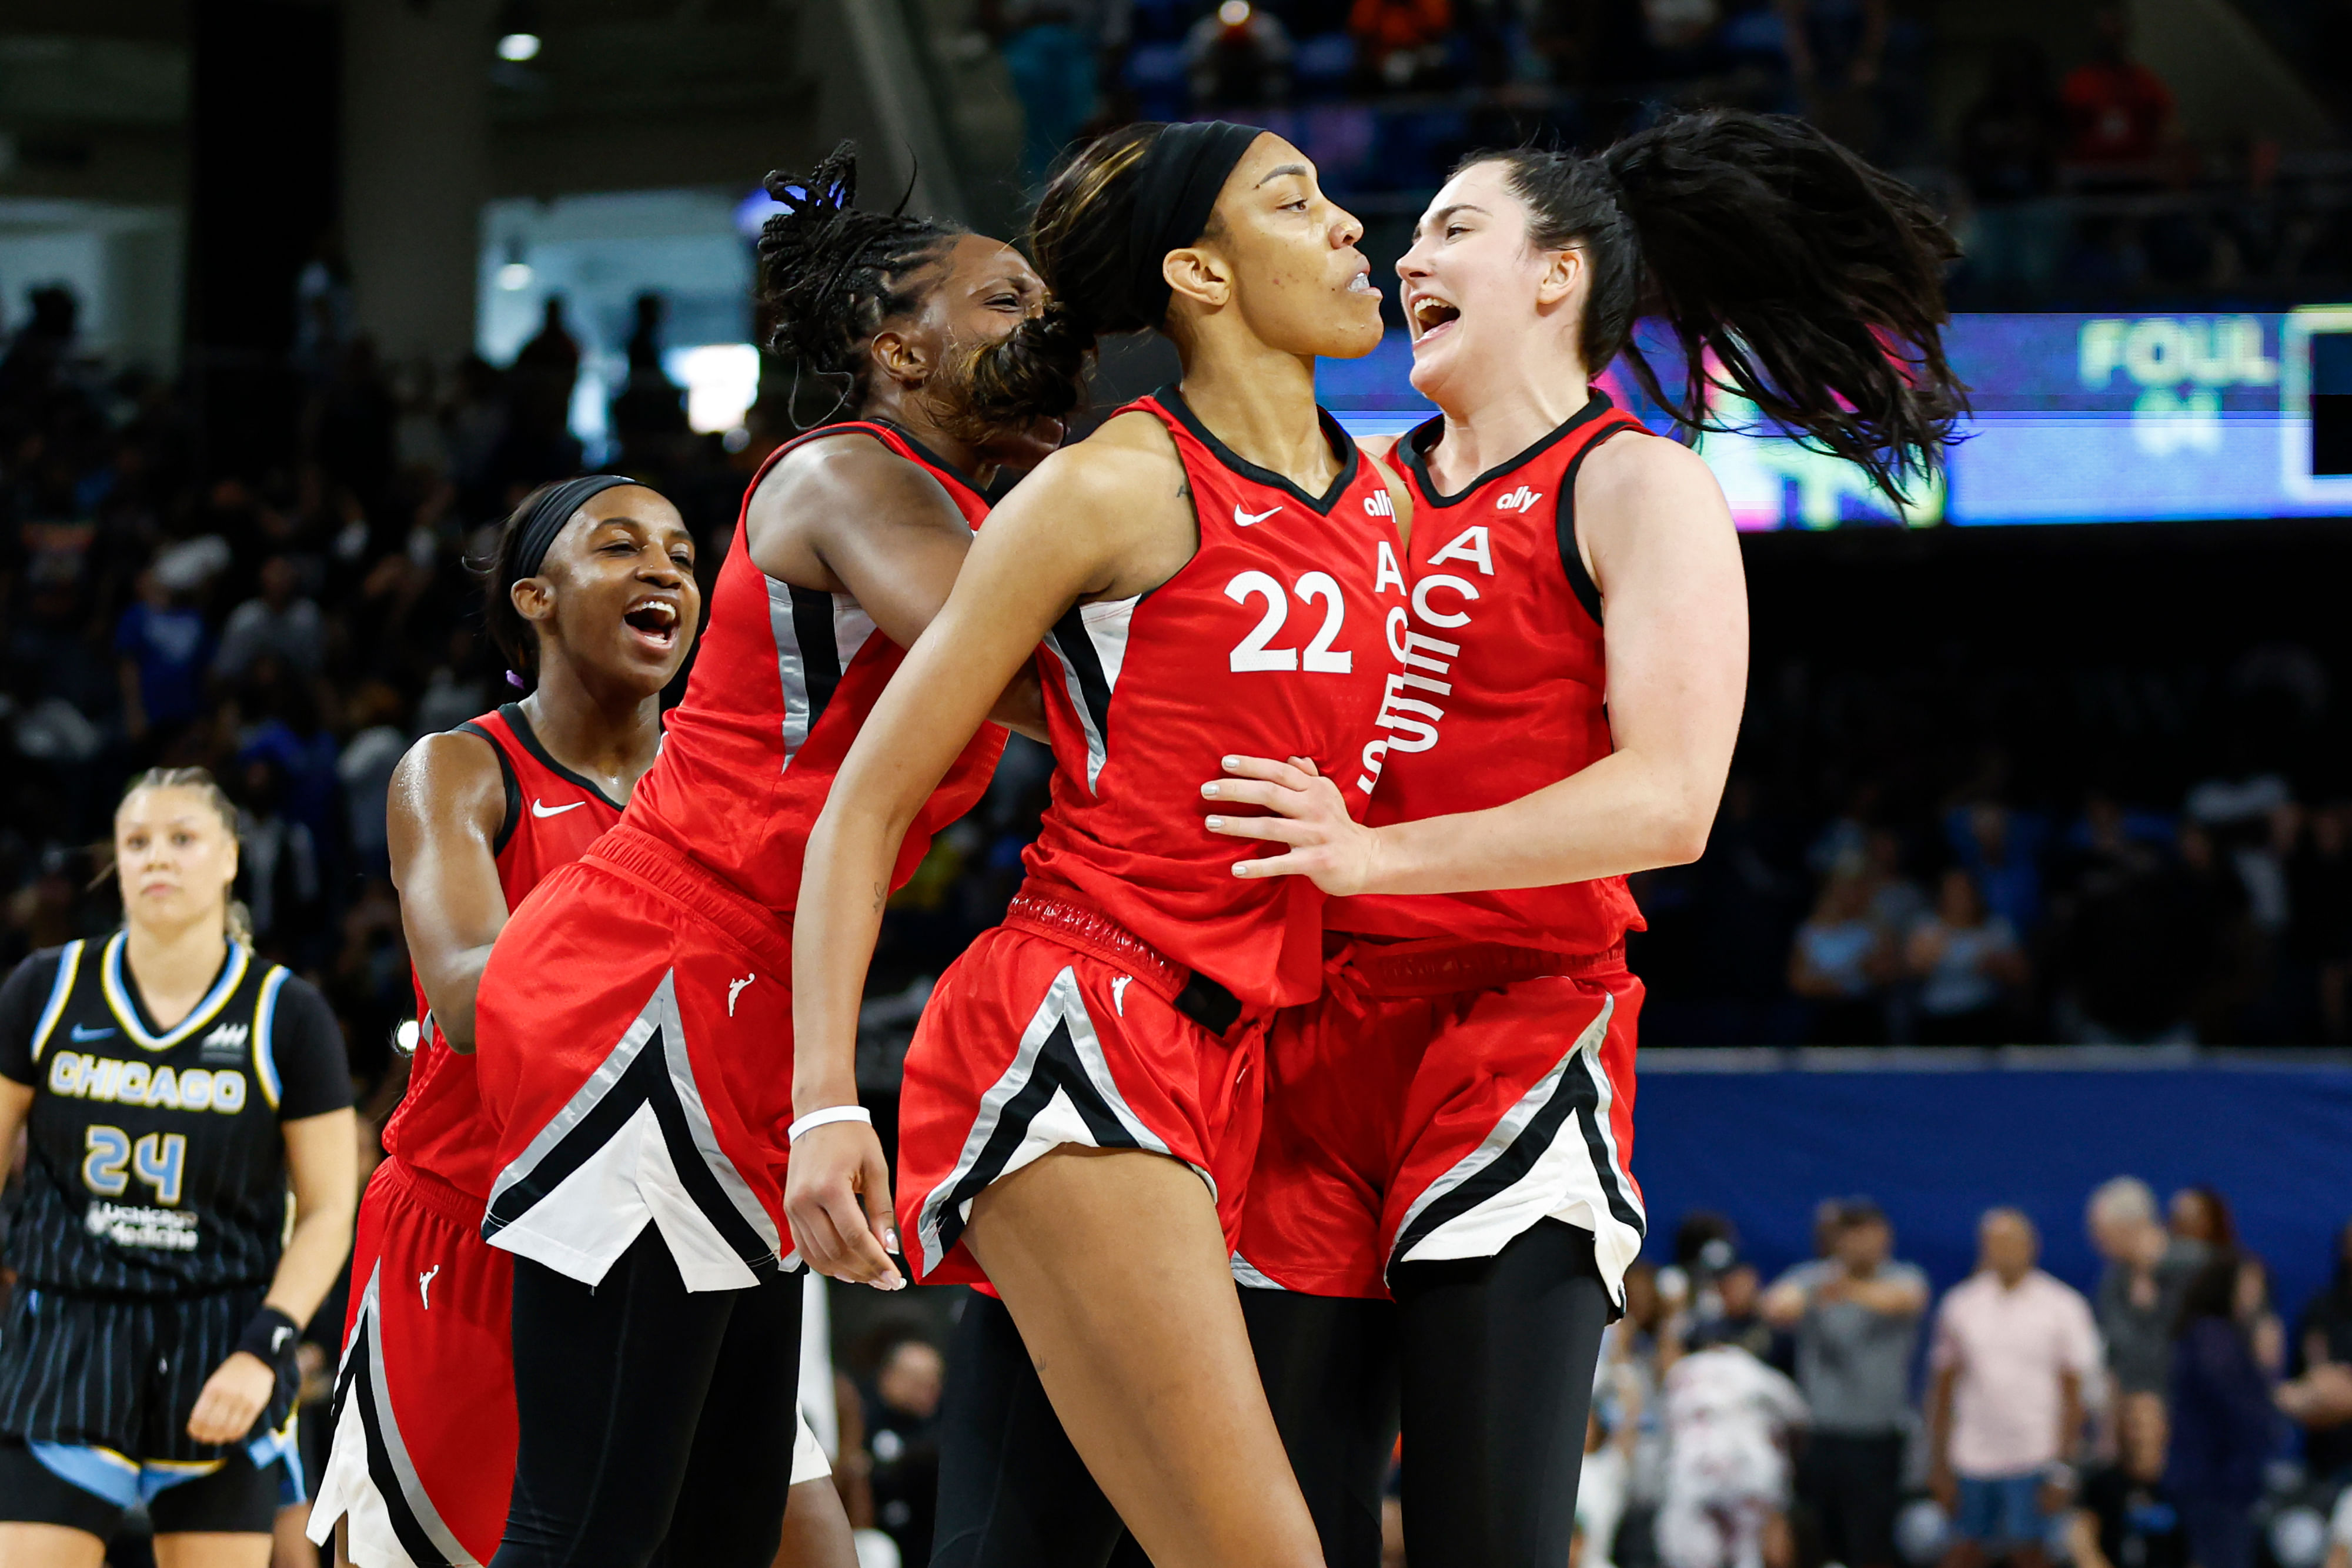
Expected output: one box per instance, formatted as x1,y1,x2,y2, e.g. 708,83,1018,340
1563,1181,2352,1568
1635,758,2352,1049
821,1176,2352,1568
975,0,2352,308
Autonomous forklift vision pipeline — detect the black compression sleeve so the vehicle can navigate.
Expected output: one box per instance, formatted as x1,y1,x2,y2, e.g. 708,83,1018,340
1241,1289,1401,1568
266,975,354,1119
0,950,61,1086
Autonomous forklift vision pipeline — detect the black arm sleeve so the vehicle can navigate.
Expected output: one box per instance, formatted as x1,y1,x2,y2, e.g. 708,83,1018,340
267,975,355,1121
0,950,62,1088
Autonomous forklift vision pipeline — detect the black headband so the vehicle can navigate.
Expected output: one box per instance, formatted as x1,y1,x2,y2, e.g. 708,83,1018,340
1128,120,1267,327
512,474,637,580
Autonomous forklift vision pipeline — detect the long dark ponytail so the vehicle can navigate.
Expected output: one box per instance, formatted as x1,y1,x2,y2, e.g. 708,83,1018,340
952,123,1171,434
1476,109,1964,502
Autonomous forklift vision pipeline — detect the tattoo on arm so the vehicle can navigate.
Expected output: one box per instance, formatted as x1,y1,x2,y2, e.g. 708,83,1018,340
870,881,886,914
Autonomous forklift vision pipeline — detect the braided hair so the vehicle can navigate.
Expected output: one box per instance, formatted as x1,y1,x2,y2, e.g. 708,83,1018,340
757,142,967,423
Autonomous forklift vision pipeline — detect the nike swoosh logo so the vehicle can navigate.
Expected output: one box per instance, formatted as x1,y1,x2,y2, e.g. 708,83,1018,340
70,1024,115,1042
1234,504,1280,527
531,799,585,817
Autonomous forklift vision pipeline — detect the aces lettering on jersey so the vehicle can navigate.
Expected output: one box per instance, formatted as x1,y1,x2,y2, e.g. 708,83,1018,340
1360,518,1500,792
1221,490,1411,798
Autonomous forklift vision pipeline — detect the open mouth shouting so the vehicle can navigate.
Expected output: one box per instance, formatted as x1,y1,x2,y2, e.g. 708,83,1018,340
1407,290,1461,345
623,595,681,651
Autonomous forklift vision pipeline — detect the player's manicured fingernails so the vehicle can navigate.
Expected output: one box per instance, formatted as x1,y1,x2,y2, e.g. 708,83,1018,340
1205,816,1224,829
884,1228,901,1253
1201,782,1219,797
1223,755,1240,770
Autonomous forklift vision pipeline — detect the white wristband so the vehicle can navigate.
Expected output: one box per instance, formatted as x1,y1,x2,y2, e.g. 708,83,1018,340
787,1105,873,1143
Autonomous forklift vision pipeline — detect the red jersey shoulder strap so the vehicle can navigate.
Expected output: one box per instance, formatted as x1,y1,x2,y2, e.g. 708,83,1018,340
754,419,991,520
1120,386,1366,517
452,708,523,858
1554,409,1648,627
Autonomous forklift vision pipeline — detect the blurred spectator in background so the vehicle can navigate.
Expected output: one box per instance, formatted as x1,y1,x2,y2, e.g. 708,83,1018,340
2166,1255,2280,1568
1909,868,2029,1045
2285,1221,2352,1481
1762,1199,1927,1568
864,1332,946,1567
2061,6,2175,169
1778,0,1886,153
2087,1176,2190,1399
215,554,326,686
337,683,408,880
989,0,1106,189
1689,1254,1780,1367
2066,1392,2186,1568
115,566,213,751
2328,1488,2352,1568
2170,1186,2238,1270
609,292,691,472
1351,0,1452,89
1950,803,2045,937
2287,806,2352,1042
1790,861,1895,1044
513,295,582,420
1187,1,1294,108
1658,1340,1809,1568
1959,40,2067,304
1928,1209,2099,1568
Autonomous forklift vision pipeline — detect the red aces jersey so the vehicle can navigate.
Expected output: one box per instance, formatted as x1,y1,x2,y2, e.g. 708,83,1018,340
383,704,624,1198
623,421,1009,914
1329,392,1650,955
1021,388,1406,1011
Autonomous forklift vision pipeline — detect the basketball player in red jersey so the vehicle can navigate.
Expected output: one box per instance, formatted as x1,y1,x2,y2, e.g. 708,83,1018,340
305,476,854,1567
465,145,1065,1568
1207,111,1967,1567
789,122,1414,1568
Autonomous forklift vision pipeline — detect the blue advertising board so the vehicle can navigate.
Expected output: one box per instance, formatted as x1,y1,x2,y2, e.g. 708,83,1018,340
1317,307,2352,529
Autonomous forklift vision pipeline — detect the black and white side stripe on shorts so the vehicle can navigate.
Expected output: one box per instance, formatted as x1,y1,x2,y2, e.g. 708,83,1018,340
913,965,1211,1277
1386,992,1646,1303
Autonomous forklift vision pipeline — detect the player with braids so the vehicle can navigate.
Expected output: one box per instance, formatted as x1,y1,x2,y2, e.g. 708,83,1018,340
465,142,1062,1568
1203,109,1966,1567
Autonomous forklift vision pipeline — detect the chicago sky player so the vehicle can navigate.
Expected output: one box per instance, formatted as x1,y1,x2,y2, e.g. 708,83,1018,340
0,769,357,1564
788,122,1412,1568
1210,110,1966,1567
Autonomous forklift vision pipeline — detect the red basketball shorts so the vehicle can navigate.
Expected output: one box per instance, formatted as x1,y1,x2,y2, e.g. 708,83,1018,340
309,1157,514,1567
473,825,797,1292
896,889,1265,1288
1236,937,1646,1303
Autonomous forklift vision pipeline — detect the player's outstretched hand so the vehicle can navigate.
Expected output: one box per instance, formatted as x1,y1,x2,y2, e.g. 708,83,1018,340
187,1350,276,1445
1202,754,1380,897
784,1118,906,1290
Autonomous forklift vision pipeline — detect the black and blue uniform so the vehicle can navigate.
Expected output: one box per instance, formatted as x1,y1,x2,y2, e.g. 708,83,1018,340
0,932,350,1537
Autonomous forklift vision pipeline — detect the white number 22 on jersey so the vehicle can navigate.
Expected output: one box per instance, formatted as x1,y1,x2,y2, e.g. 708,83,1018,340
1225,571,1352,674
